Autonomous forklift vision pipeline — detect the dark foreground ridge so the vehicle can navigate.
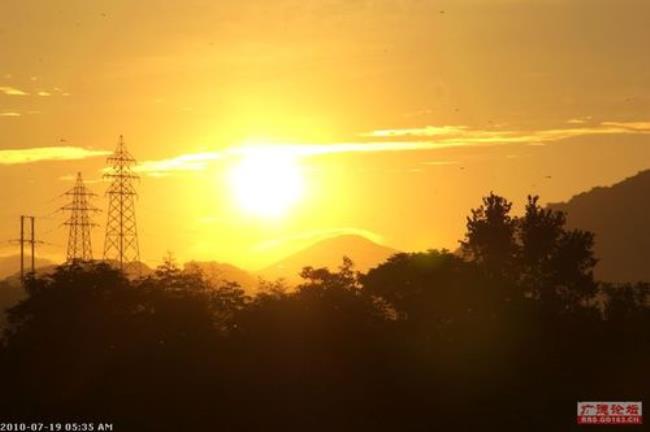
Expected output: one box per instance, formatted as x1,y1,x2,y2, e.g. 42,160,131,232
1,194,648,431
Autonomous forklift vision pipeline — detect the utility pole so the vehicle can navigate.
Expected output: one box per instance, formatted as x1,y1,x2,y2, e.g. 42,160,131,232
62,172,99,262
103,135,140,272
18,215,36,283
20,216,24,282
30,216,34,272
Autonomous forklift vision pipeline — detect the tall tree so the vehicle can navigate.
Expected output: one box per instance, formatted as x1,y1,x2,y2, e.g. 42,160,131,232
518,195,597,308
460,193,518,277
518,195,567,297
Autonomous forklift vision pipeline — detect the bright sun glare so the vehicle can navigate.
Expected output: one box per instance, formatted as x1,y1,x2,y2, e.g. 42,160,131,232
227,147,305,219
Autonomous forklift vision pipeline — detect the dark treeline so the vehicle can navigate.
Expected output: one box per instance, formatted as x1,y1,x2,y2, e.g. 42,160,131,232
1,194,648,430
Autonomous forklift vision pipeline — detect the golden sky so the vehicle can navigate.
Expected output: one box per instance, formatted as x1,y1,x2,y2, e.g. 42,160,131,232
1,0,649,269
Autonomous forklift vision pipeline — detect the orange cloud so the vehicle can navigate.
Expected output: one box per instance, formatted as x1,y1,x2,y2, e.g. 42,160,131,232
359,121,650,146
0,146,110,165
131,120,650,177
0,86,28,96
134,152,222,175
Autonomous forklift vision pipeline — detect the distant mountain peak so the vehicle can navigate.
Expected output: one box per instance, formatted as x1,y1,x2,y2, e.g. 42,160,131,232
259,234,398,283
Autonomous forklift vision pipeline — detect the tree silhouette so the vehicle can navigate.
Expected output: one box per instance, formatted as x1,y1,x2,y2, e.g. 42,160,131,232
460,192,518,277
519,195,567,286
518,195,597,309
0,193,648,431
459,193,598,310
362,250,494,323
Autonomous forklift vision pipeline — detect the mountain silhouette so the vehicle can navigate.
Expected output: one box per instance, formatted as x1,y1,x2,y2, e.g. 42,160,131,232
184,261,258,292
0,254,55,279
0,276,24,329
259,234,398,283
548,169,650,282
103,259,153,278
0,255,57,328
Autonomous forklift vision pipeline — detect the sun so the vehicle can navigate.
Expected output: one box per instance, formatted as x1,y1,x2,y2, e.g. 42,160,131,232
227,148,305,219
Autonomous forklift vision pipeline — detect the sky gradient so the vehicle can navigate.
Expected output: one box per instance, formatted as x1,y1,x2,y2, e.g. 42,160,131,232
1,0,649,269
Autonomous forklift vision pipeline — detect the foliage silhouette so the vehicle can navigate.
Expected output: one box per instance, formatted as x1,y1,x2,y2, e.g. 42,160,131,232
461,192,518,277
0,193,648,431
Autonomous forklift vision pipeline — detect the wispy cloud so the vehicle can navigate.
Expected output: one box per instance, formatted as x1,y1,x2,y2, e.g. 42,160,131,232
601,121,650,131
58,174,104,184
137,144,448,177
135,152,221,175
0,112,21,117
358,121,650,147
131,120,650,177
0,147,110,165
52,87,71,96
1,84,69,97
226,140,478,158
360,125,466,138
0,86,28,96
567,116,592,124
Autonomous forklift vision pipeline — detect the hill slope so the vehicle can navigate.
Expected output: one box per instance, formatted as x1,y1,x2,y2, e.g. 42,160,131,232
0,255,56,280
0,277,24,329
184,261,258,292
260,234,398,283
549,169,650,282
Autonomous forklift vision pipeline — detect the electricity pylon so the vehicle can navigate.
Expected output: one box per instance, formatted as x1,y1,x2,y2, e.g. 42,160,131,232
103,135,140,271
62,172,99,262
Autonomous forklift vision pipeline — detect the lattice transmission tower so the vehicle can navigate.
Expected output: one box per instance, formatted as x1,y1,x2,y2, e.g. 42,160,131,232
103,135,140,270
62,172,99,262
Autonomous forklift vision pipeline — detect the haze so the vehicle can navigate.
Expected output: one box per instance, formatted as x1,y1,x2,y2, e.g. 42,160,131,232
1,0,649,269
